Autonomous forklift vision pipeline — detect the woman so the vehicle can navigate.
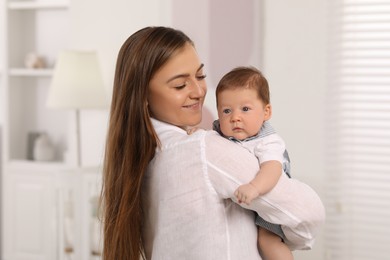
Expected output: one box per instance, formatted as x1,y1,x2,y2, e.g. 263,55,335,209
102,26,325,260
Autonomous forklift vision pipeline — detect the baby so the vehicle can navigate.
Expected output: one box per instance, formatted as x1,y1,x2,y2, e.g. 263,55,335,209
213,66,293,260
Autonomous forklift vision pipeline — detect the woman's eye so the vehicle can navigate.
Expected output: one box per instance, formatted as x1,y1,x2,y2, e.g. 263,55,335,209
174,83,187,89
196,74,207,80
223,108,231,114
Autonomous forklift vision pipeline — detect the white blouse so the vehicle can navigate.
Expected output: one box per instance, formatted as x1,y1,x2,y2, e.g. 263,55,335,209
142,119,325,260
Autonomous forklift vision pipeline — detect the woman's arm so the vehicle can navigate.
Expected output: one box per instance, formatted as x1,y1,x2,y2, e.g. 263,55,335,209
204,131,325,250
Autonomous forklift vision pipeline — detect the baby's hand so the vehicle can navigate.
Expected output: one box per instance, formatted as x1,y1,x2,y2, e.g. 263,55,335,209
234,183,260,205
186,127,199,135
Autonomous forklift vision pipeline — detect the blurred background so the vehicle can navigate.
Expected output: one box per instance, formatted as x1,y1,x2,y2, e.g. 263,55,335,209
0,0,389,259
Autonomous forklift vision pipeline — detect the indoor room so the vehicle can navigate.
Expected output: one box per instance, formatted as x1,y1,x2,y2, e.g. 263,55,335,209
0,0,389,259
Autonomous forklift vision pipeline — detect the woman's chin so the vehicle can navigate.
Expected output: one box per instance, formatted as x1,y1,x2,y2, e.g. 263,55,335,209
189,119,202,127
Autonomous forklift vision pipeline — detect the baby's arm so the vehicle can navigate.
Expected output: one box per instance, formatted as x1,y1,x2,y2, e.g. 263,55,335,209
234,160,282,205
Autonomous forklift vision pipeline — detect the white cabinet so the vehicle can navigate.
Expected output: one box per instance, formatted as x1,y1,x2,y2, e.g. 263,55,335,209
2,165,102,260
2,168,58,260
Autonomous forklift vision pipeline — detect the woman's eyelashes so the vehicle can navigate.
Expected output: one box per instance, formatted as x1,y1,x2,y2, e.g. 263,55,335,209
174,75,206,89
197,74,207,80
175,83,187,89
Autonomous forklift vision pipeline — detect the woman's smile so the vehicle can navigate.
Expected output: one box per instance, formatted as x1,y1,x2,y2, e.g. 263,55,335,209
183,102,201,110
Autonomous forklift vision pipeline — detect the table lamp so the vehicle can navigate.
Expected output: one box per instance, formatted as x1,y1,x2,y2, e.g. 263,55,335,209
46,50,107,167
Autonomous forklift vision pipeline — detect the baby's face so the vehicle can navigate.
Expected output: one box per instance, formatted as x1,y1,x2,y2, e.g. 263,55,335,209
217,88,271,140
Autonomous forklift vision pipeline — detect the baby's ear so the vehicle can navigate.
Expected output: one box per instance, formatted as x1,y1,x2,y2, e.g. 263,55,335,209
264,104,272,120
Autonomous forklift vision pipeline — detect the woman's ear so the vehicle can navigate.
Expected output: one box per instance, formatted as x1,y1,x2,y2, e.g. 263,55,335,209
264,104,272,120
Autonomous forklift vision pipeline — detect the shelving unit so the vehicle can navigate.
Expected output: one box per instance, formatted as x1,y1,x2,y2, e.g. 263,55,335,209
9,68,53,76
1,1,71,260
1,1,104,259
5,0,70,164
8,0,69,10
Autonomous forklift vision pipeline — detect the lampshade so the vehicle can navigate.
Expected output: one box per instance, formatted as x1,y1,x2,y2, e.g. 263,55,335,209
46,50,107,109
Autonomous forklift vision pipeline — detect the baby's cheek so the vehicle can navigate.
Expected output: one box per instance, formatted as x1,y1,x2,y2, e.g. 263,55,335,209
220,124,230,135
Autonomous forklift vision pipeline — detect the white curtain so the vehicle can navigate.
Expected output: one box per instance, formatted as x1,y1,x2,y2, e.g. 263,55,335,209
325,0,390,259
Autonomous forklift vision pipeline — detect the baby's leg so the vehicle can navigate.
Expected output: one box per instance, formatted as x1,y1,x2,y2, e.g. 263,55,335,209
258,227,293,260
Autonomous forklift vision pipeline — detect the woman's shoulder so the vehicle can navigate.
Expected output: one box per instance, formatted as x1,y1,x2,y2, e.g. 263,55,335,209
202,130,259,179
203,130,255,156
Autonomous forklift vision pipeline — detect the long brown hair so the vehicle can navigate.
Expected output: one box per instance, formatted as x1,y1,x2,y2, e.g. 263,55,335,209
101,27,193,260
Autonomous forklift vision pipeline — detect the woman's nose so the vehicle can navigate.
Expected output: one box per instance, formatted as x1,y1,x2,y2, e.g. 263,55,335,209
189,80,206,98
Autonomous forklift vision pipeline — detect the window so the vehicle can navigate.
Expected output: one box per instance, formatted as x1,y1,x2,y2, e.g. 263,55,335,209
325,1,390,259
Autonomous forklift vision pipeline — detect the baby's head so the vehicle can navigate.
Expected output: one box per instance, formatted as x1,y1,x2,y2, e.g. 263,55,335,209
216,66,270,107
216,66,271,140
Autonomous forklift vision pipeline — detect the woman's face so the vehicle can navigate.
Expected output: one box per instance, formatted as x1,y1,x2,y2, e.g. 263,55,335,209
148,43,207,129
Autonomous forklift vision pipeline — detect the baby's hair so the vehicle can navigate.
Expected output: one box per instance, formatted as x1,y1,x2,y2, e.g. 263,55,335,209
216,66,270,106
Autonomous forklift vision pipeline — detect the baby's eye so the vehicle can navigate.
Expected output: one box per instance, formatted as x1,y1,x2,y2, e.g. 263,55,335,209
223,108,231,114
242,107,250,112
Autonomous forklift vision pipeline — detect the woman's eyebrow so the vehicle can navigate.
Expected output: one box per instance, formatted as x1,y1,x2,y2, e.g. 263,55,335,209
166,63,204,83
197,63,204,72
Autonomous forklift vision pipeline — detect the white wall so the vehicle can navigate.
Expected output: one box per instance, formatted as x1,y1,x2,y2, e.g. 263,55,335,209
0,5,4,127
262,1,328,259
